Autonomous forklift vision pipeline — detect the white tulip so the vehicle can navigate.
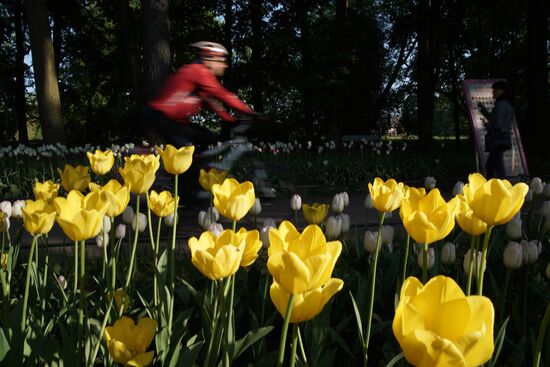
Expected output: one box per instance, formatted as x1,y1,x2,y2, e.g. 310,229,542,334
115,224,126,239
164,212,177,227
0,201,12,218
341,192,349,207
381,225,394,245
57,275,68,290
521,239,538,264
260,219,276,248
363,231,377,253
525,189,533,202
122,206,134,225
102,216,111,233
503,241,523,269
250,198,262,215
417,247,435,270
530,177,543,195
12,200,25,219
452,181,465,196
96,233,110,248
208,223,224,237
543,183,550,198
198,211,211,229
132,212,147,232
331,194,345,214
325,216,342,240
424,176,436,190
364,194,374,209
290,194,302,211
340,213,350,233
541,201,550,219
505,214,522,239
441,242,456,265
463,249,485,277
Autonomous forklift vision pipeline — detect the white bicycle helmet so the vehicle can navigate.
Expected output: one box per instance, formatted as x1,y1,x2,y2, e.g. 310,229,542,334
190,41,228,59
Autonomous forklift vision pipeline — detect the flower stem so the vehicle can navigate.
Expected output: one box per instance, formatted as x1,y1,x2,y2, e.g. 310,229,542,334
125,195,141,289
363,212,385,364
168,175,179,336
146,192,155,252
77,239,87,367
40,235,50,328
73,240,78,295
477,225,494,295
401,234,410,284
289,323,299,367
297,325,308,365
88,299,113,367
153,219,162,316
466,235,476,296
101,226,107,279
533,301,550,367
276,293,296,367
20,235,38,335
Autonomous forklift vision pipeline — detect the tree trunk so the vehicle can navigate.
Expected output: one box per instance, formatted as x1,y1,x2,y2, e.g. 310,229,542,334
24,0,66,143
526,0,549,157
117,0,142,104
14,0,28,143
142,0,171,101
223,0,233,87
51,3,63,74
249,0,263,111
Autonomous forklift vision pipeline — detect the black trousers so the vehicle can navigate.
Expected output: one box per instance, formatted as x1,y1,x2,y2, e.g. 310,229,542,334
486,149,507,179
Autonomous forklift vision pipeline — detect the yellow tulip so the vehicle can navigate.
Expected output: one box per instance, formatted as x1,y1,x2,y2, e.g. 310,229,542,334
199,167,228,192
455,196,488,236
21,199,57,235
1,253,6,271
33,180,60,203
157,144,194,175
119,154,160,194
89,179,130,218
212,178,255,221
267,221,342,294
86,149,115,175
393,275,494,367
270,278,344,323
368,177,405,213
236,228,262,267
0,212,5,232
111,288,130,313
188,230,246,280
148,190,178,217
104,316,157,367
54,190,107,241
462,173,528,226
302,203,329,225
57,164,91,192
400,188,458,245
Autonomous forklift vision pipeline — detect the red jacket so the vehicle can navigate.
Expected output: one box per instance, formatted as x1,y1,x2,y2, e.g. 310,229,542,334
149,63,252,123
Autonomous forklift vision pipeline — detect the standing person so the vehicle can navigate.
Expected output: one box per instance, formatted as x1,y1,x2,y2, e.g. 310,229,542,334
145,41,260,149
478,81,515,179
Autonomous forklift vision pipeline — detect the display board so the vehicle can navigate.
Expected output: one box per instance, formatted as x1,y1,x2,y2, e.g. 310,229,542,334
463,79,529,178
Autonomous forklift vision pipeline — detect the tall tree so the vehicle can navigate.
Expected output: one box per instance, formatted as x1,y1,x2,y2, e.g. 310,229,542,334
142,0,171,101
24,0,66,143
223,0,233,87
117,0,142,104
13,0,27,143
249,0,264,111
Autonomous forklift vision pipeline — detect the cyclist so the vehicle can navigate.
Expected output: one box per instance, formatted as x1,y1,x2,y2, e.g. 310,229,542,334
145,41,261,149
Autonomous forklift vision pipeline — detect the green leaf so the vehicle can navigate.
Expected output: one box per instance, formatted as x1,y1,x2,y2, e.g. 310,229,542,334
0,328,10,361
231,326,274,361
180,339,204,367
349,291,365,344
384,352,404,367
488,316,509,367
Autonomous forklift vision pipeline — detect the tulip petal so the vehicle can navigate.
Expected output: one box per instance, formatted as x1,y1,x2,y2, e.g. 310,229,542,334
127,351,155,367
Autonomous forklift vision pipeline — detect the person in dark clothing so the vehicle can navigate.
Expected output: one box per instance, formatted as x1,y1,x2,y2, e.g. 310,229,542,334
478,81,515,179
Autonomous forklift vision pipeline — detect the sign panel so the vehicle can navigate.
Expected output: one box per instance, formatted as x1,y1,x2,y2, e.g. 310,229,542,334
463,79,528,178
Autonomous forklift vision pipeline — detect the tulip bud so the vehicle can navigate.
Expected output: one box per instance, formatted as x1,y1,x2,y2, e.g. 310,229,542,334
417,247,435,270
381,225,394,245
340,213,350,233
544,183,550,198
164,212,177,227
463,249,485,277
541,201,550,219
441,242,456,265
530,177,543,195
208,222,224,237
341,192,349,207
363,231,377,253
505,214,522,239
546,262,550,280
96,232,110,248
260,218,277,249
263,218,277,228
325,216,342,240
112,288,130,313
250,198,262,215
503,241,523,269
115,224,126,239
198,210,211,229
525,189,533,202
132,212,147,232
102,216,111,233
364,194,374,209
424,176,436,190
536,240,542,255
122,206,134,225
521,240,538,264
452,181,465,196
331,194,345,214
12,200,25,219
290,194,302,211
57,275,68,290
0,201,12,218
